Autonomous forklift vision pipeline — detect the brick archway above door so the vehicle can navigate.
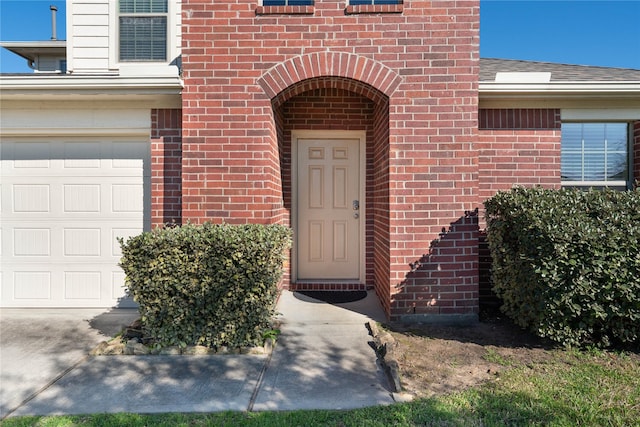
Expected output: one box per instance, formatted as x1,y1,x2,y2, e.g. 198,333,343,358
257,52,403,104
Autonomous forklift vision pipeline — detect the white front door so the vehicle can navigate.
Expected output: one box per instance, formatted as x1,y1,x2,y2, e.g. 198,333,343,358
295,133,363,281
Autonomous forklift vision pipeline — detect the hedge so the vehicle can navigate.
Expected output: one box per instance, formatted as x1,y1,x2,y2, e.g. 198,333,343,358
119,223,292,349
485,187,640,347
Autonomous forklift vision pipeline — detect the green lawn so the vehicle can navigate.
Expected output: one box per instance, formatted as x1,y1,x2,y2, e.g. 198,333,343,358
3,349,639,427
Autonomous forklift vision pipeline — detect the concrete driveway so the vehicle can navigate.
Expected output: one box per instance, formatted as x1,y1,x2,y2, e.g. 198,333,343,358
0,308,139,418
1,291,394,418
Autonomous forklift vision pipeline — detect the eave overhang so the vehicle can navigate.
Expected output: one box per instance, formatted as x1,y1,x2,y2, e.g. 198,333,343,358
0,40,67,62
0,74,183,107
479,81,640,109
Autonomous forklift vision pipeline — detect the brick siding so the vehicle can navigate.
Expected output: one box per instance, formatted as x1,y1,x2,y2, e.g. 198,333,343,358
477,108,562,304
181,0,480,320
478,109,562,204
151,108,183,227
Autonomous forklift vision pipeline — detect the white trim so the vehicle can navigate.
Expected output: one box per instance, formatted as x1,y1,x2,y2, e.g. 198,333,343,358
291,130,367,284
494,72,551,83
109,0,180,75
108,0,118,71
561,181,628,187
480,81,640,95
66,0,74,73
479,81,640,109
561,109,640,121
0,128,150,137
0,74,182,89
0,74,182,104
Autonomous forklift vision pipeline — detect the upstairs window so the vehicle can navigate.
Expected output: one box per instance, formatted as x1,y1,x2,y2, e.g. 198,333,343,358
262,0,313,5
561,123,629,189
119,0,168,62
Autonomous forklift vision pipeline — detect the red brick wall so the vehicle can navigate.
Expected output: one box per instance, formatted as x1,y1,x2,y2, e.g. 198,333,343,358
634,121,640,186
477,108,561,304
181,0,480,321
151,109,182,227
478,109,562,205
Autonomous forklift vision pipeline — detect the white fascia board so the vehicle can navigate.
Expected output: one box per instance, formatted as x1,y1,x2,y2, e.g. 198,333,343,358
479,81,640,98
0,75,183,102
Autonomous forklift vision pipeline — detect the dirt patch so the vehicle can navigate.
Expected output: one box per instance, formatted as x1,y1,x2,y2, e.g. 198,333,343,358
385,309,557,398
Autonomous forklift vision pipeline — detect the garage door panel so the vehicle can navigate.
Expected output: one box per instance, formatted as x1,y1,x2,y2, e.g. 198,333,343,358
12,271,52,300
64,271,102,300
13,184,51,212
1,138,148,308
112,184,144,213
13,228,51,256
64,228,102,257
64,184,101,212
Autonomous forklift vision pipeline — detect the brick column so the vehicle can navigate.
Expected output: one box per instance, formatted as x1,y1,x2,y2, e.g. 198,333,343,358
151,109,182,227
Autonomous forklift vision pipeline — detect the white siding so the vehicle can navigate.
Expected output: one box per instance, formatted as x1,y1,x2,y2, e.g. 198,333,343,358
67,0,181,76
67,0,110,73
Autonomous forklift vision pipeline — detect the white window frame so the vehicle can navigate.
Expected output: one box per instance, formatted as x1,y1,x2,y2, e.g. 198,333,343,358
561,122,632,190
108,0,180,74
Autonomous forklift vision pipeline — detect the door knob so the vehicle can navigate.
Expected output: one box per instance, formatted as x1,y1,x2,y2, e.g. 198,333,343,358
353,200,359,210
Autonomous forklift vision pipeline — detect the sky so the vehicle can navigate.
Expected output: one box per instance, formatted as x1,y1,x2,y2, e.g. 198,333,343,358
0,0,639,73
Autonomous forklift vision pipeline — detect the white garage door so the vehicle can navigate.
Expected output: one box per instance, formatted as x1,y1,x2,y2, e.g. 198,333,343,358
0,138,149,307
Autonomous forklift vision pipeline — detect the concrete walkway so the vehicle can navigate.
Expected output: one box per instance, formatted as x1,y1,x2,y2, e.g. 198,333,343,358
1,291,394,418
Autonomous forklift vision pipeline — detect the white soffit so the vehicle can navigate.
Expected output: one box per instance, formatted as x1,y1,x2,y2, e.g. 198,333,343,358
562,108,640,121
494,72,552,83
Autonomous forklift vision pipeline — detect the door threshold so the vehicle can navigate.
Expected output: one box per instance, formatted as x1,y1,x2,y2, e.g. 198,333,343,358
291,281,371,291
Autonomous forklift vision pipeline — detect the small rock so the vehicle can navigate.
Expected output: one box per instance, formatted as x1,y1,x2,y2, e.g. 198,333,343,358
392,392,415,403
183,345,213,355
125,339,150,355
246,346,265,355
158,346,182,355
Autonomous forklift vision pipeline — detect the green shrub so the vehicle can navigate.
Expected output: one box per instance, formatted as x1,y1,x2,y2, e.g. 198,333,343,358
485,187,640,347
119,223,292,349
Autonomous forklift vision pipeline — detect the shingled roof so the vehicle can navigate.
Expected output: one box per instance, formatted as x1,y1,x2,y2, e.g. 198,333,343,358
480,58,640,82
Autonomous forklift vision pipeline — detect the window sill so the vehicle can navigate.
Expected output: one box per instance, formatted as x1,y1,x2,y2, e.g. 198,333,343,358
562,181,629,191
345,4,403,14
256,5,314,15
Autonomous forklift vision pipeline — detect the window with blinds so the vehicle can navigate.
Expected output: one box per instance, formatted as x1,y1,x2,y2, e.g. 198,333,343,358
561,123,629,189
119,0,168,62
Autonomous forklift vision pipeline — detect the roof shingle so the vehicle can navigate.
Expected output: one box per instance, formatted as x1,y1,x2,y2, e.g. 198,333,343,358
480,58,640,82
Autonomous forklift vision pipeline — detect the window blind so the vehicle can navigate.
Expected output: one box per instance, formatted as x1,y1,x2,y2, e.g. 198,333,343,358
119,16,167,62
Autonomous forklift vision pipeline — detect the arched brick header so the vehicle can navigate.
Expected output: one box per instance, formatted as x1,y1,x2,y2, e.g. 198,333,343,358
272,76,388,109
257,52,402,102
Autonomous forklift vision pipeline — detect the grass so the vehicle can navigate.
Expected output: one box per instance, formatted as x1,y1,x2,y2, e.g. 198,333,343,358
3,349,638,427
